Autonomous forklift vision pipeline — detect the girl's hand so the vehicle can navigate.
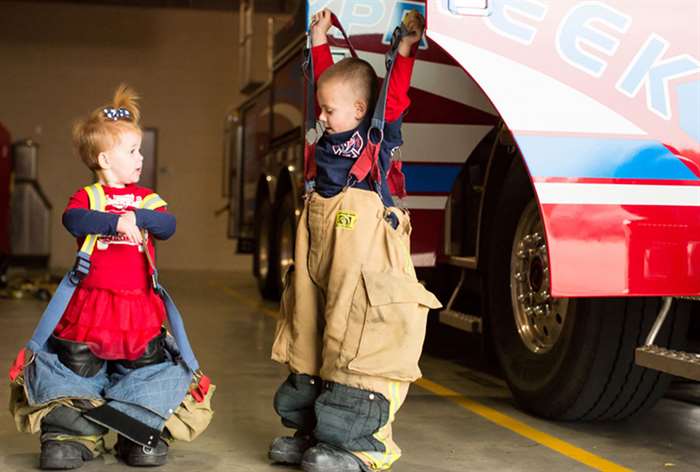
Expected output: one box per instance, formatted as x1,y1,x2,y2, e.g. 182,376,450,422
117,211,143,245
310,9,333,46
398,10,425,56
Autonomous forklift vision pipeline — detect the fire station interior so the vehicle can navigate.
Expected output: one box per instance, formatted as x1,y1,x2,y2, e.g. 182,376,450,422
0,0,699,471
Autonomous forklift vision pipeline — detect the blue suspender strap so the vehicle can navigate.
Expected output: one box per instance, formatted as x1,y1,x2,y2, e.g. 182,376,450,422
26,250,91,352
141,230,200,374
303,34,319,187
370,22,409,134
159,286,200,373
304,42,317,140
26,184,104,352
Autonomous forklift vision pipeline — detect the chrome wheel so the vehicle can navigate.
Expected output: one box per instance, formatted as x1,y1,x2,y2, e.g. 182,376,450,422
510,201,568,354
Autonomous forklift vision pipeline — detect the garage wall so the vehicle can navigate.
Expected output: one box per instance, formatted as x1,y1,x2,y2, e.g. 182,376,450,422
0,1,265,271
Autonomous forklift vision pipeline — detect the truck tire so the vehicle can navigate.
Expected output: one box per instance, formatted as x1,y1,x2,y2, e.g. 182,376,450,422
486,158,690,420
274,192,297,297
253,196,278,300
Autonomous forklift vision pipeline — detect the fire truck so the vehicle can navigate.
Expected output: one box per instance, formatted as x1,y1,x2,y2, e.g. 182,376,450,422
224,0,700,421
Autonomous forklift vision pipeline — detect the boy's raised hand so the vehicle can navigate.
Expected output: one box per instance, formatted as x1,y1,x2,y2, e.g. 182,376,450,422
399,10,426,56
310,9,333,46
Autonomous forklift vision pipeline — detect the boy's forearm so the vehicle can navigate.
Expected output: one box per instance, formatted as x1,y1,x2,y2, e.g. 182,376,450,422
311,31,328,47
385,53,416,122
311,43,334,81
398,41,417,58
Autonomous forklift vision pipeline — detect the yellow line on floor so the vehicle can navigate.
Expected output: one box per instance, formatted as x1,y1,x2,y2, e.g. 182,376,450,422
217,284,279,319
217,283,631,472
414,378,632,471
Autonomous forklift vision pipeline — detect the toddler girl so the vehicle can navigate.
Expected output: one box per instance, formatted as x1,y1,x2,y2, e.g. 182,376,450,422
9,85,213,470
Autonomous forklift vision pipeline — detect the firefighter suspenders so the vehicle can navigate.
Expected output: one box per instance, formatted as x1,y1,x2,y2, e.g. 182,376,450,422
24,183,200,374
303,13,411,196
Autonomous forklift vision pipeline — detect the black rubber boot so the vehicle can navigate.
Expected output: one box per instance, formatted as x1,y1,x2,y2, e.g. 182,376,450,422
268,433,316,464
39,440,93,470
115,435,168,467
301,443,368,472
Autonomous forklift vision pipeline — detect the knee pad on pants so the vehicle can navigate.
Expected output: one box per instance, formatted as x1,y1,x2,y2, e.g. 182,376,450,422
41,405,108,437
114,331,166,370
274,373,322,433
314,382,389,452
48,336,104,377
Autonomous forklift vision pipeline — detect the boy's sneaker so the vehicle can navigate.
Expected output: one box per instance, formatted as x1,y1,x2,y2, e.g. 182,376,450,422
115,435,168,467
301,443,367,472
39,440,93,470
268,433,316,464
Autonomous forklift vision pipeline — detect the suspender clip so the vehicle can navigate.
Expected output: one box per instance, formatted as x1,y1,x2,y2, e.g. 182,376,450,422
304,180,316,194
69,254,91,284
151,270,162,295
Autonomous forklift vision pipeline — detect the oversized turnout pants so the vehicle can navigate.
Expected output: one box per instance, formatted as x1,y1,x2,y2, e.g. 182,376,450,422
10,335,214,456
271,188,441,471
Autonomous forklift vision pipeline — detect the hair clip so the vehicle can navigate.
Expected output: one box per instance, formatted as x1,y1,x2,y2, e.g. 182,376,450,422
103,107,132,121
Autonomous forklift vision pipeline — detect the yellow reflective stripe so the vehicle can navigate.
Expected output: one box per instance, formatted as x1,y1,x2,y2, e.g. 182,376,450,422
359,382,401,471
95,183,106,210
80,234,98,255
383,382,401,467
83,183,107,211
83,185,97,210
356,451,376,470
80,184,107,257
141,193,167,210
52,434,103,444
389,382,399,422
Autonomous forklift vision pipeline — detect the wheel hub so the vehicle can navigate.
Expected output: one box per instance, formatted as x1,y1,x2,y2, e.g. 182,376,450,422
510,202,568,354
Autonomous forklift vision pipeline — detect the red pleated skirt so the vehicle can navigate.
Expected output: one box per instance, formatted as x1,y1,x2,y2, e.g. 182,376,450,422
54,286,166,361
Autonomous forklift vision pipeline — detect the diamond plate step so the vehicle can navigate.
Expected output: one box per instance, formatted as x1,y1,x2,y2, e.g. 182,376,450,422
635,345,700,381
439,309,482,333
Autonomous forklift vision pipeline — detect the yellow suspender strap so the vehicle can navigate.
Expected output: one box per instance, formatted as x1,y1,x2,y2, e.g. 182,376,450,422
79,183,107,256
77,187,165,256
140,193,167,210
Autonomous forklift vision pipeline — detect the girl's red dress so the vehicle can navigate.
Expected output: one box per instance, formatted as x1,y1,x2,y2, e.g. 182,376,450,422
53,184,166,361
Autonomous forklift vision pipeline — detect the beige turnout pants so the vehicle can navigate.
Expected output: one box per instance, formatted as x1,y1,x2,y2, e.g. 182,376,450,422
271,188,441,470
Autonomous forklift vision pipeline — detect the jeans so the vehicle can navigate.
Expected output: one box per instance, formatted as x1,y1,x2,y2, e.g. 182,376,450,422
24,338,191,431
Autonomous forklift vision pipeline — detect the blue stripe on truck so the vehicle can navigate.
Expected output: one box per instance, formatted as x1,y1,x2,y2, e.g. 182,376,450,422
403,163,463,193
516,135,699,181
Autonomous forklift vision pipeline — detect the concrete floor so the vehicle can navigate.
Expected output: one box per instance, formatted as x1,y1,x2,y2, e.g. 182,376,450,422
0,267,699,471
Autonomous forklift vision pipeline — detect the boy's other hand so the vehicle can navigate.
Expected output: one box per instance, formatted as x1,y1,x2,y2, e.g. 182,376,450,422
399,10,425,55
310,9,332,46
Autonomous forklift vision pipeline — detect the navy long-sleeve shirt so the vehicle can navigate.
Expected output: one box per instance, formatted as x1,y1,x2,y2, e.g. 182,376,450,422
311,43,414,207
63,207,176,240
